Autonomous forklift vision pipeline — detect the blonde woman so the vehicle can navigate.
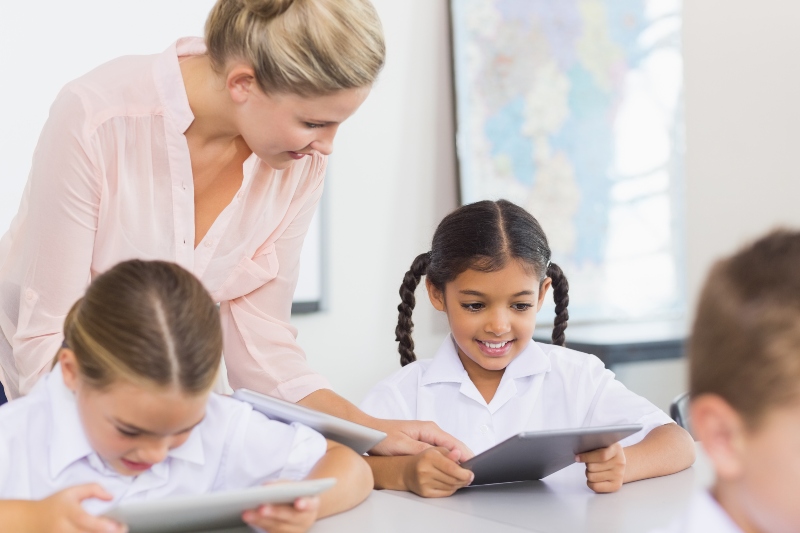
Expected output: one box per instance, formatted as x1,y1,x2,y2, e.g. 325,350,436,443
0,0,469,458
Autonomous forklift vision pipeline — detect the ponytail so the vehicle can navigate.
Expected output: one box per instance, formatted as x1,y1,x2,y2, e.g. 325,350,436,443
547,262,569,346
396,252,431,366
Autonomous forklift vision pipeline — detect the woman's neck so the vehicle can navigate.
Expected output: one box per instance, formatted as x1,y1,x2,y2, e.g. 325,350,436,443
455,349,504,405
179,55,241,147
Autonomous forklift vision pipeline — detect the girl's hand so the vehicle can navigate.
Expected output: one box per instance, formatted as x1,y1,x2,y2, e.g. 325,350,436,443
242,496,320,533
36,484,126,533
576,443,627,493
403,447,474,498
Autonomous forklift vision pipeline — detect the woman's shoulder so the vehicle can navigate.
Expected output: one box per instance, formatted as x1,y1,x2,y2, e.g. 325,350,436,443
51,53,162,132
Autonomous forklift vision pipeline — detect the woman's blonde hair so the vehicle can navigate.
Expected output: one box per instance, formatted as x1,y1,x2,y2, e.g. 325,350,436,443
205,0,385,95
62,260,223,394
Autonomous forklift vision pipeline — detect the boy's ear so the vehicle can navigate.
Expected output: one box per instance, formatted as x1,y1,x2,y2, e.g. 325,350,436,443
59,348,80,393
426,278,446,312
690,394,747,481
538,277,552,311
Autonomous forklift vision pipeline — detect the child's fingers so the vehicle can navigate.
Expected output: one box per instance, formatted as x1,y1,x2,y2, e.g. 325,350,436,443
429,447,474,482
77,514,128,533
576,443,621,464
69,483,114,503
587,479,622,494
292,496,320,513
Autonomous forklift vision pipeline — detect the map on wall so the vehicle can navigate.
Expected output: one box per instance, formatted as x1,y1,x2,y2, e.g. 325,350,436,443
451,0,686,323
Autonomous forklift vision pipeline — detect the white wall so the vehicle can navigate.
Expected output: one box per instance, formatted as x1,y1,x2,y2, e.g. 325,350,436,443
3,0,800,411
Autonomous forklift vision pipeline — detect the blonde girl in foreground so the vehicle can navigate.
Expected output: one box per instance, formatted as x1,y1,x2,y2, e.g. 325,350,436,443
0,260,372,533
361,200,695,497
653,230,800,533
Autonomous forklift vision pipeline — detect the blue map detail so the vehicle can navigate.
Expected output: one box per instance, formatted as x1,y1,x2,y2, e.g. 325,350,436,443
484,97,536,187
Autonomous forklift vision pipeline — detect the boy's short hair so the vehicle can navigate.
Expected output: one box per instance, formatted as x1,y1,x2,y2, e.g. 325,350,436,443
689,229,800,427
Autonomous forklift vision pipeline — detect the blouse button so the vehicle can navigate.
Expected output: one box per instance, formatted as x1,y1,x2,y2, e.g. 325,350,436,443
25,289,35,301
479,424,490,435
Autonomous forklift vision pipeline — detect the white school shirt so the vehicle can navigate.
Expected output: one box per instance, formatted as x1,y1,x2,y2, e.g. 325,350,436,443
360,335,673,455
0,364,327,515
650,490,744,533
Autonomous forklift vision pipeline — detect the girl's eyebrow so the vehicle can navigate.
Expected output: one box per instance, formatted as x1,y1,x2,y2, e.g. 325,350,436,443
459,290,535,297
113,416,205,436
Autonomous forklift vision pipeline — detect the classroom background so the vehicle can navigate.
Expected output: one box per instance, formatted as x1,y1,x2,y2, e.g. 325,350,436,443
1,0,799,412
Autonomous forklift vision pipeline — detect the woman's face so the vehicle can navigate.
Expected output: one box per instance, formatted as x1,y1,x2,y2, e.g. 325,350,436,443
232,80,370,170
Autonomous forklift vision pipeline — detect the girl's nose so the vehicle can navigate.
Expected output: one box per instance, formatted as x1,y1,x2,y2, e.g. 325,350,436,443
485,311,511,335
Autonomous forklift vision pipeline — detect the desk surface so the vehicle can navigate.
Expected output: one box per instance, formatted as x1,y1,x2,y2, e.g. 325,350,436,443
204,443,712,533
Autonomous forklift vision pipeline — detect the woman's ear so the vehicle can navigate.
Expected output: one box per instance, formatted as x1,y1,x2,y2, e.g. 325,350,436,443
690,394,748,481
426,278,446,312
59,348,80,393
537,277,552,311
226,63,258,104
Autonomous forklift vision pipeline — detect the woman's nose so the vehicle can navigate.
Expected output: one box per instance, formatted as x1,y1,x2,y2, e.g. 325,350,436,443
310,126,339,156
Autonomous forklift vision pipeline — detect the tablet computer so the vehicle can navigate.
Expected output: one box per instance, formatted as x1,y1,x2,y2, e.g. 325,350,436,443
232,388,387,454
461,424,643,486
103,478,336,533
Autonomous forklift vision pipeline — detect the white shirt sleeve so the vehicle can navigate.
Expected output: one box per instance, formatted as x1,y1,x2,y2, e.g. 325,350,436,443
581,358,674,447
360,381,414,421
219,407,327,489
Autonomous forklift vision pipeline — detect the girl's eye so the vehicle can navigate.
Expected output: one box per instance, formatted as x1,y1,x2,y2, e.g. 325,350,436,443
116,427,140,438
512,303,534,311
304,122,325,129
461,303,484,312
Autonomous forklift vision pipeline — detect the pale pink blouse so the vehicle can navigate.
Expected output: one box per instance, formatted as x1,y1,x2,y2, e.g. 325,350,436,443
0,37,332,401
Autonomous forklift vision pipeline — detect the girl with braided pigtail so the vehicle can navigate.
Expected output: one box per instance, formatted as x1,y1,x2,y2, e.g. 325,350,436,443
362,200,694,498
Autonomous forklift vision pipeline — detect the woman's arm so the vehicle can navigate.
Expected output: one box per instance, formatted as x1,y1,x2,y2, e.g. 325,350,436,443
298,389,474,458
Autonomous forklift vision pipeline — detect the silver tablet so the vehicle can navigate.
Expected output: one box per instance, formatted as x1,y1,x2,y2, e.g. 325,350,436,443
103,478,336,533
461,424,643,486
232,388,387,454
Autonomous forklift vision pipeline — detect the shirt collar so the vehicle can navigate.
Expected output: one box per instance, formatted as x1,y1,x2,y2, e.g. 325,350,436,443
47,364,95,479
153,37,204,134
420,335,551,387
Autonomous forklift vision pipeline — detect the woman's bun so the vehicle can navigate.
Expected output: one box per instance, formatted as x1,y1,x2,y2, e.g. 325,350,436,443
243,0,295,20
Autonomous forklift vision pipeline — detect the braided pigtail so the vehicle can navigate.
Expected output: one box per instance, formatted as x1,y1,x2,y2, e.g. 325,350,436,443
396,253,431,366
547,262,570,346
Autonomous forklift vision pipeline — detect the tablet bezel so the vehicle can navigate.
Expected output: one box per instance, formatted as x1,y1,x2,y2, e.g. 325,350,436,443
232,388,387,454
461,424,644,486
103,478,336,533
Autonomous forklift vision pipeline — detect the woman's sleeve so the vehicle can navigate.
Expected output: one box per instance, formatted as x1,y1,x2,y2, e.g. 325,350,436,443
2,87,101,397
219,161,332,403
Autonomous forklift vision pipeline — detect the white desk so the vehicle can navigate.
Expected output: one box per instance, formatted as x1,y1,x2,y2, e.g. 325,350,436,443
206,444,712,533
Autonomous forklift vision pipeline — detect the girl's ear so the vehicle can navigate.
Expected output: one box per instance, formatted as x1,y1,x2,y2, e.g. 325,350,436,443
690,394,747,481
537,277,552,311
426,278,446,312
59,348,80,393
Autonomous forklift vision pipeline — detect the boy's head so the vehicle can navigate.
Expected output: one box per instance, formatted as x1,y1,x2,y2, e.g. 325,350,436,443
689,229,800,532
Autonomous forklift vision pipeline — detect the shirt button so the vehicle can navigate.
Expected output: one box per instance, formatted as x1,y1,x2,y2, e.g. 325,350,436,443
236,191,243,199
479,424,490,435
204,239,213,248
25,289,35,301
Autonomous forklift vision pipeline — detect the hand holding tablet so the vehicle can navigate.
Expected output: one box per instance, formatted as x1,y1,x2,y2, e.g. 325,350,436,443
102,478,336,533
461,425,643,486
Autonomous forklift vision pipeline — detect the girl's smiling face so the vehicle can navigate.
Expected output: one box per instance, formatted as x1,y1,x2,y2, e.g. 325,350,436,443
427,260,551,373
60,350,208,477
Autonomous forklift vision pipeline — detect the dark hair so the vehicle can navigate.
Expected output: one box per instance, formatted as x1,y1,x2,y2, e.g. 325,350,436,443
62,260,223,394
396,200,569,366
689,229,800,428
